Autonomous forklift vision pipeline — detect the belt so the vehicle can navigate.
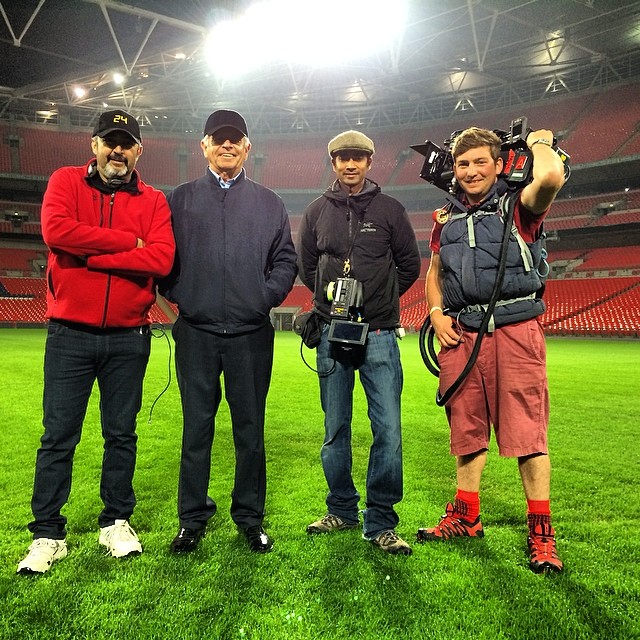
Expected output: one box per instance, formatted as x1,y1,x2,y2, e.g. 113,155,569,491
51,319,150,335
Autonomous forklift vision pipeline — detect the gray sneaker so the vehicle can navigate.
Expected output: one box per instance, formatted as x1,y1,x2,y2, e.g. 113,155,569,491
307,513,359,534
17,538,68,574
370,530,412,555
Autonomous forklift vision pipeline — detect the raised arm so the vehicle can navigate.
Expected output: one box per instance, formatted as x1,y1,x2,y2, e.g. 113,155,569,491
520,129,566,215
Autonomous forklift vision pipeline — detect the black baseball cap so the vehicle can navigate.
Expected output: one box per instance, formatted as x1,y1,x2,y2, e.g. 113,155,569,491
92,110,141,144
204,109,248,138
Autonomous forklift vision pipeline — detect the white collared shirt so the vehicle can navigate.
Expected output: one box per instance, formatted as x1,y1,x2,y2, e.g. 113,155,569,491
209,167,242,189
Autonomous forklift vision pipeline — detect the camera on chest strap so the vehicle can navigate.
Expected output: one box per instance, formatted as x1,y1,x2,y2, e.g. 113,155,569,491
326,277,369,346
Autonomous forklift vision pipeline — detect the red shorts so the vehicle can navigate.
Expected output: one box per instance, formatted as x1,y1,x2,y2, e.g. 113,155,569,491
438,318,549,458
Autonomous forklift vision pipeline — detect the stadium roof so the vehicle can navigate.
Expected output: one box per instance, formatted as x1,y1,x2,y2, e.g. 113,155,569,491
1,0,640,135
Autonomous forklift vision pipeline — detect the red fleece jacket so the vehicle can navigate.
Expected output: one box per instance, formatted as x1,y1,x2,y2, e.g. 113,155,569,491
41,161,175,328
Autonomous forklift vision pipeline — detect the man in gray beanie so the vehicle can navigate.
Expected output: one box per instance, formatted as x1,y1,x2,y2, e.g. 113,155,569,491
297,129,421,554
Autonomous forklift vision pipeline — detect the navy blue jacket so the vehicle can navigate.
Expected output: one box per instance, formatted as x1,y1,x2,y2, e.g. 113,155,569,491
160,169,297,334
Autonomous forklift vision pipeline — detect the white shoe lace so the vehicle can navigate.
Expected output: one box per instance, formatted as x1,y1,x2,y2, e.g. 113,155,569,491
100,520,141,556
29,538,63,559
111,520,138,542
18,538,66,573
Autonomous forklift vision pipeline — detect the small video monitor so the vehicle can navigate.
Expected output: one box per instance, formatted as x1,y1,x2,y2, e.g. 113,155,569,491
327,320,369,346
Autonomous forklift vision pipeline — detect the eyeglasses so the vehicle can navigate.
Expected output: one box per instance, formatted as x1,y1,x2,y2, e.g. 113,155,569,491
101,136,137,150
210,132,245,145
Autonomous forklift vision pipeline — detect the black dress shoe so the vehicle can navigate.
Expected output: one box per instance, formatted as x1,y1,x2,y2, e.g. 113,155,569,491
170,527,205,554
243,525,273,553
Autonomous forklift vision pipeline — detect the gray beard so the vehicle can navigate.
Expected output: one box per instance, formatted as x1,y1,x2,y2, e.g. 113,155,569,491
103,161,128,179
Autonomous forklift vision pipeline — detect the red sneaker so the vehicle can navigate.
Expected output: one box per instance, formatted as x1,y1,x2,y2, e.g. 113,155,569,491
528,520,563,573
416,501,484,542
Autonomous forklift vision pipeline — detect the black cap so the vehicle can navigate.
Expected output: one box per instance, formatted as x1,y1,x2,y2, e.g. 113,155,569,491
92,110,141,144
204,109,248,138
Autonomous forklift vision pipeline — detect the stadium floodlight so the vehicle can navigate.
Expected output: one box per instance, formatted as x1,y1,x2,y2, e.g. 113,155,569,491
204,0,407,79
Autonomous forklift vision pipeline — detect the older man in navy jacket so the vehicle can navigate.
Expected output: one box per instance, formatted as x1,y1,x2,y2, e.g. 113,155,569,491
160,109,297,554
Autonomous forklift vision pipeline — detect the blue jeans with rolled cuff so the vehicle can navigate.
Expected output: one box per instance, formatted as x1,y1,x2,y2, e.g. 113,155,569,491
316,326,404,539
28,321,150,539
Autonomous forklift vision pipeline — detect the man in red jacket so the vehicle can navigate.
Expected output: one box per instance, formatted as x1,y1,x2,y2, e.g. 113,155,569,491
17,110,175,575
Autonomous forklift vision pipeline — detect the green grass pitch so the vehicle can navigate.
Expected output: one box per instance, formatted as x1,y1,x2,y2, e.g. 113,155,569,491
0,329,638,640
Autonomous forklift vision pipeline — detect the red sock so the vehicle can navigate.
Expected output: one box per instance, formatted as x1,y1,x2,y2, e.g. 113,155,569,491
527,500,552,534
527,499,551,517
455,489,480,520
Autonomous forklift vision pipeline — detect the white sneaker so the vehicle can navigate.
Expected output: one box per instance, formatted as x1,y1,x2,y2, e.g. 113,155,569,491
17,538,68,574
99,519,142,558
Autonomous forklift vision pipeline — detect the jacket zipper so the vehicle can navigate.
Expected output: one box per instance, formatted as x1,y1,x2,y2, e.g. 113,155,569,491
221,189,228,333
346,196,354,273
99,191,115,327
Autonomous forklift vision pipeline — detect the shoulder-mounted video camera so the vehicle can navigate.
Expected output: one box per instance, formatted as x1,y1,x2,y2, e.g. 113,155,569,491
326,277,369,346
410,116,571,193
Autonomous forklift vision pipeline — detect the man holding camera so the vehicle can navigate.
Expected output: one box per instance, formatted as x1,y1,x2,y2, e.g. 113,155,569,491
297,130,420,554
417,126,566,573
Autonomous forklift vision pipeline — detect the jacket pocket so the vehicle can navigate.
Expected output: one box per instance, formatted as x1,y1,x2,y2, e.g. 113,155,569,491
47,270,56,300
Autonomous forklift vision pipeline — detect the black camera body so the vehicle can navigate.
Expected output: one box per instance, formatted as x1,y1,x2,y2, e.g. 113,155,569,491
326,277,369,346
327,277,363,319
410,116,571,193
412,140,455,192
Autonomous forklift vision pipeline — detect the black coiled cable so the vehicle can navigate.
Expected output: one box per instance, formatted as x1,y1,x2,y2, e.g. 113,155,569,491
420,192,517,407
147,323,172,424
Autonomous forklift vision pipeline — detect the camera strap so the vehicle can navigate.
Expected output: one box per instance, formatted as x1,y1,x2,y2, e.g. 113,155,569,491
342,218,362,276
444,194,467,214
424,189,518,407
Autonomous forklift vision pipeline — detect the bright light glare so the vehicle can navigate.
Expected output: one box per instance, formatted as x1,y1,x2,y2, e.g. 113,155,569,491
205,0,407,78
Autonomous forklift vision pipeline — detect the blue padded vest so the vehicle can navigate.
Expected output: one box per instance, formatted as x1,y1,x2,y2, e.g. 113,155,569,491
439,188,548,330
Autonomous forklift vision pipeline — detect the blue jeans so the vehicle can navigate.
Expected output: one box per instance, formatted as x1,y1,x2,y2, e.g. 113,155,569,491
29,321,151,539
316,326,404,539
